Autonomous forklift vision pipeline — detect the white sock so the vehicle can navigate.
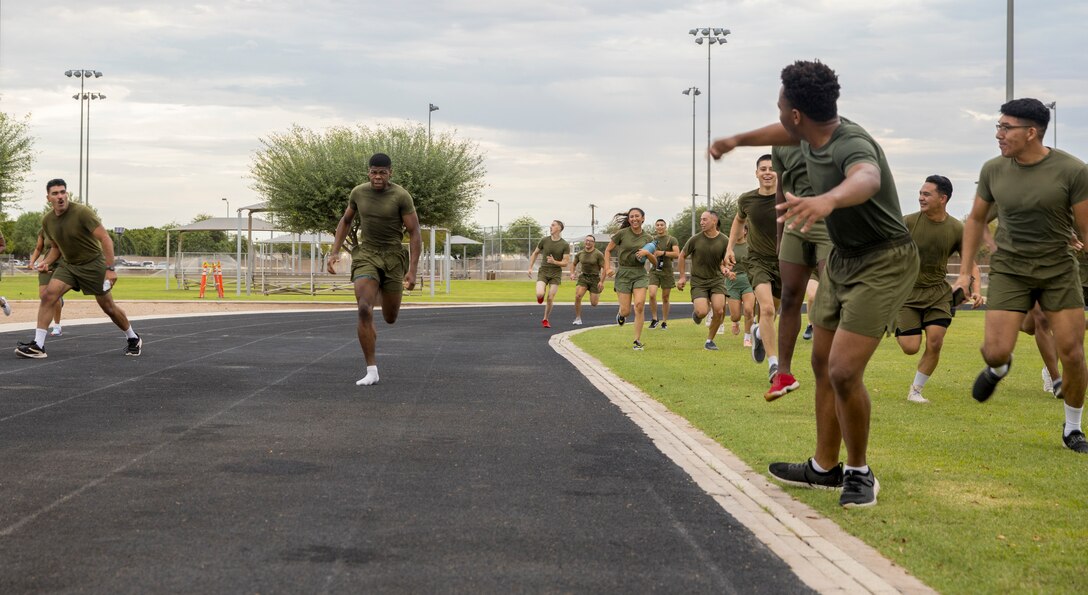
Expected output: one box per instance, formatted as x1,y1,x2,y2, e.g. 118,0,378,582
1064,404,1083,436
35,328,48,348
990,362,1010,377
913,371,930,388
125,326,138,339
810,458,830,473
844,464,870,475
356,365,380,386
744,333,752,341
768,355,779,367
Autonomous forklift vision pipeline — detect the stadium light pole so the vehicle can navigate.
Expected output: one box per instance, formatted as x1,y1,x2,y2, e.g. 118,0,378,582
65,69,103,203
73,91,106,207
428,103,439,141
222,197,230,217
689,27,729,209
1045,101,1057,148
1006,0,1014,102
488,199,500,268
682,86,701,236
589,203,598,235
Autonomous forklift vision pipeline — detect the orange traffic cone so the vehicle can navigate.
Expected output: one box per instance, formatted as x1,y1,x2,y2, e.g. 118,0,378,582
199,261,209,298
215,261,225,298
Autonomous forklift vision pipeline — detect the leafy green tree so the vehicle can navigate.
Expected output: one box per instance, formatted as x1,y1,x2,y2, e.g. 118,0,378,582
0,112,36,217
668,192,739,249
8,209,49,256
500,215,544,256
249,123,486,246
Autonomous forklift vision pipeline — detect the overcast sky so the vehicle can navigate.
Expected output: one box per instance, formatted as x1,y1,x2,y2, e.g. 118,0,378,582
0,0,1084,235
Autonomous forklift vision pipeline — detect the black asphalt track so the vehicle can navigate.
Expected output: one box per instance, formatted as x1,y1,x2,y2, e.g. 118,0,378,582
0,305,813,594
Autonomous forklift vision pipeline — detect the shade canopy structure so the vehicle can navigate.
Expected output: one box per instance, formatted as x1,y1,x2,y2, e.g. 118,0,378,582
449,235,481,246
164,217,277,290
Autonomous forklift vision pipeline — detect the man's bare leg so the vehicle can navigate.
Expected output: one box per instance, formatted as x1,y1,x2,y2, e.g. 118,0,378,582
354,277,383,385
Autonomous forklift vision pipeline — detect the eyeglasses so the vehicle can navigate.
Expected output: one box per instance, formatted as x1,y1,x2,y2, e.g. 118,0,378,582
995,123,1033,134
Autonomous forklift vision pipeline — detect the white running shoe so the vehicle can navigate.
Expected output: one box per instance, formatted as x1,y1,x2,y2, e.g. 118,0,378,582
907,384,929,403
0,297,10,316
572,318,583,326
1042,367,1053,393
49,326,63,337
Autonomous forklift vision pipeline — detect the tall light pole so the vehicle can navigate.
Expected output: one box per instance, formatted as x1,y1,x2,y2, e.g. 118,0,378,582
1006,0,1014,102
1045,101,1057,148
65,69,103,203
589,203,598,235
73,91,106,207
689,27,729,209
428,103,440,141
682,86,701,236
488,199,501,267
222,197,230,217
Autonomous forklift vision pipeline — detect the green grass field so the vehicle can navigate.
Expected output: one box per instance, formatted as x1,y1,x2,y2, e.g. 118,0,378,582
571,313,1087,593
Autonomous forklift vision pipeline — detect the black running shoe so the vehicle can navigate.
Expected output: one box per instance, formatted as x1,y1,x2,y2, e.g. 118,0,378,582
840,468,880,508
1063,428,1088,453
768,459,843,490
632,340,644,351
616,314,626,326
752,329,766,363
15,342,47,359
802,324,813,340
768,362,779,383
1053,378,1064,400
692,310,705,325
660,322,668,330
972,355,1012,402
704,340,718,351
649,319,659,329
125,334,143,357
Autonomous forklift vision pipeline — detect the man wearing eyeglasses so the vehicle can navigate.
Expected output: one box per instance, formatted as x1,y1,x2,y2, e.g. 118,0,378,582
894,175,982,404
329,153,423,387
957,98,1088,454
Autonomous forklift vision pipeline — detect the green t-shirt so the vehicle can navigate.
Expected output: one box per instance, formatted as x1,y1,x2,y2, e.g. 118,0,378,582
737,189,778,258
774,144,830,241
575,249,605,276
611,227,653,268
653,234,679,273
978,148,1088,266
535,236,570,274
348,182,416,251
801,117,908,251
732,239,750,276
682,231,729,285
904,212,963,288
41,202,103,265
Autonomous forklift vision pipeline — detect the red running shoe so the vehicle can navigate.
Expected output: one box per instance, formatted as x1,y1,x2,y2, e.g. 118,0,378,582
537,295,544,304
765,373,799,401
542,319,551,328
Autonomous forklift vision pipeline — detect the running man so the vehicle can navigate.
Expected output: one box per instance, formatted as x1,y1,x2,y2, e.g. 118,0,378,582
710,60,919,507
647,219,680,329
570,235,604,325
957,98,1088,454
528,220,570,328
603,207,656,350
29,230,65,335
895,175,982,403
0,227,9,316
328,153,423,386
677,210,730,350
16,178,142,358
726,224,756,346
768,144,833,401
727,154,781,379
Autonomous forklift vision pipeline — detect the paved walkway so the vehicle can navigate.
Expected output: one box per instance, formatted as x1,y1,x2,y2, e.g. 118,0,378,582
0,305,929,593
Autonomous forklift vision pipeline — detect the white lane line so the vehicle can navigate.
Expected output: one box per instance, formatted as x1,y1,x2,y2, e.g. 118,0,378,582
550,329,934,595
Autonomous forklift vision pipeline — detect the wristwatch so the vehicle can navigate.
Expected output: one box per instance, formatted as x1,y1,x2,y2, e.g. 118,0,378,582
106,265,115,271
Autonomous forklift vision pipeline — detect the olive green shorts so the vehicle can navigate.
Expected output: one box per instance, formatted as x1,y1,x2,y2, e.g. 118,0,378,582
691,278,728,301
537,266,563,286
577,274,602,294
779,226,833,268
895,283,954,335
351,246,409,295
649,269,675,289
746,252,782,299
725,272,753,300
987,252,1084,312
51,254,110,296
811,239,919,338
38,268,56,286
614,266,649,294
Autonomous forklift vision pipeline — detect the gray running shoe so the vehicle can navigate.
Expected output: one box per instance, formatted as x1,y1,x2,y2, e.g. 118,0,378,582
1053,378,1064,400
840,468,880,508
0,297,10,316
802,323,813,340
704,340,718,351
768,459,843,490
768,362,778,382
692,310,705,325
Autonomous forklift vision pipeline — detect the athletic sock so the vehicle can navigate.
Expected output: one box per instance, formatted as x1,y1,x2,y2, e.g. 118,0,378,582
989,362,1010,377
1064,404,1083,437
844,464,870,475
913,371,931,388
744,333,752,342
768,355,779,367
810,458,830,473
356,365,380,386
124,326,139,339
34,328,47,348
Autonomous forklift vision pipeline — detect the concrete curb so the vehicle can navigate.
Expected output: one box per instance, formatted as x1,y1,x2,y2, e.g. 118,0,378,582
551,328,935,595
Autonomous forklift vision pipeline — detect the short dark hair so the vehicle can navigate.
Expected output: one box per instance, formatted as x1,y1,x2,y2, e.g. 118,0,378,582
704,209,722,230
1000,98,1049,137
552,219,565,231
368,153,392,168
655,218,666,225
781,60,840,122
757,154,773,167
46,178,67,192
925,175,953,200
